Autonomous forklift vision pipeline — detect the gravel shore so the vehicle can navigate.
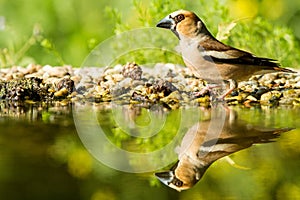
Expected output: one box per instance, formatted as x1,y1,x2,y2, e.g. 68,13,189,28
0,63,300,109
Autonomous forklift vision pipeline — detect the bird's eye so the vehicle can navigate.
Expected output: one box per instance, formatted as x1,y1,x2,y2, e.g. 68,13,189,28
174,180,183,187
175,14,185,23
171,178,183,187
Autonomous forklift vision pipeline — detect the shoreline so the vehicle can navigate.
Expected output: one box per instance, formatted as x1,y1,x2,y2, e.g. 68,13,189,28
0,63,300,110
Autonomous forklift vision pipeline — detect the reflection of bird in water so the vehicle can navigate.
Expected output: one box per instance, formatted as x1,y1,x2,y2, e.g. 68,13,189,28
155,105,293,191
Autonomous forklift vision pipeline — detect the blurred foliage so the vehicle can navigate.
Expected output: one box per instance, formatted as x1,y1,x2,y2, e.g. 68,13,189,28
97,105,198,153
0,0,299,68
227,17,300,68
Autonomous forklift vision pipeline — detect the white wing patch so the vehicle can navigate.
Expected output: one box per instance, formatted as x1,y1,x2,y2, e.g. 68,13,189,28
200,50,238,59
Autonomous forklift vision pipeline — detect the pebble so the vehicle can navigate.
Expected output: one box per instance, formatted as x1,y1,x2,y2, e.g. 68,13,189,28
260,91,282,104
294,81,300,88
54,88,69,97
0,63,299,108
122,62,142,80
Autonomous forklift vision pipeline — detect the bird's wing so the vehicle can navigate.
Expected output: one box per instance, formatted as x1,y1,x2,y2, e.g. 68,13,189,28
196,127,292,165
198,39,280,68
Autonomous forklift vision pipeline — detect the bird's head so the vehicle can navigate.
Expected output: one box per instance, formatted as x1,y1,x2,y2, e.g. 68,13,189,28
156,10,209,40
155,159,209,192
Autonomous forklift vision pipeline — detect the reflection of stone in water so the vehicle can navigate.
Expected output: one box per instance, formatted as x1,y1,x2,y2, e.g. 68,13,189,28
155,104,294,191
0,100,72,122
111,104,168,138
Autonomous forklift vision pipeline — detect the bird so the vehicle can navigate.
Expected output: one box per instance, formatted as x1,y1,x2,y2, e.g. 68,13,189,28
155,105,294,191
156,10,296,98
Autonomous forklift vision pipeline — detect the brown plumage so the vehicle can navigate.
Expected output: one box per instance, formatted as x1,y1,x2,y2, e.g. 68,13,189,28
155,106,294,191
156,10,295,94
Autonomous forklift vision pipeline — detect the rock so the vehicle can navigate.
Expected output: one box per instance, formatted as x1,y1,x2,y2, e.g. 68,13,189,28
0,77,48,101
122,62,143,80
152,80,178,96
0,64,299,107
56,77,75,94
294,81,300,88
54,88,69,97
246,95,258,101
160,90,181,102
111,74,124,82
293,98,300,106
260,91,282,105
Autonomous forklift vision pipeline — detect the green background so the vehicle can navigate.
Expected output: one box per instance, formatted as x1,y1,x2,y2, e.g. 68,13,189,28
0,0,300,68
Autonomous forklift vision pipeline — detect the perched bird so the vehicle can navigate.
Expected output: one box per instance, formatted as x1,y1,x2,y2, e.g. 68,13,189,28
155,105,293,191
156,10,295,97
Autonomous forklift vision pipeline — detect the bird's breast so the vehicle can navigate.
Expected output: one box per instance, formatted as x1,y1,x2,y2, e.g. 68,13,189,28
178,39,225,83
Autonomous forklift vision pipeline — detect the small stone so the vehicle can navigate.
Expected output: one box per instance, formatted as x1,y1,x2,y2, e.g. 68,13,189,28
132,80,145,87
160,91,181,102
279,98,294,105
252,86,269,99
260,91,282,104
293,98,300,106
111,74,124,82
104,68,116,75
152,80,178,96
54,88,69,97
122,62,143,80
48,88,56,93
56,77,74,94
282,89,299,98
148,93,159,102
71,75,81,84
59,99,70,106
196,95,210,103
225,95,244,103
117,78,132,88
294,81,300,88
246,95,258,101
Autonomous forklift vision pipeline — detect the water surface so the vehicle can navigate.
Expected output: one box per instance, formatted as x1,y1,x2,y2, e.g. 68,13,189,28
0,102,300,199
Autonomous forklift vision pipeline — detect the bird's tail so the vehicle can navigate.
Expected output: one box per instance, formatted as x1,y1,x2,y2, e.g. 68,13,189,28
272,66,296,73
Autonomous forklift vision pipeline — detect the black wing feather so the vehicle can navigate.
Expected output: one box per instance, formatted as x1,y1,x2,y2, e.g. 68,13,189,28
203,55,279,67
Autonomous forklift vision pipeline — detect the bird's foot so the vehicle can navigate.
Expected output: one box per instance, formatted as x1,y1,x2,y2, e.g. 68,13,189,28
194,84,219,97
216,79,238,101
194,80,237,103
216,87,235,101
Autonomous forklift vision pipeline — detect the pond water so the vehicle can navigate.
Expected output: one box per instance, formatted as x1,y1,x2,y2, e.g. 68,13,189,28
0,102,300,200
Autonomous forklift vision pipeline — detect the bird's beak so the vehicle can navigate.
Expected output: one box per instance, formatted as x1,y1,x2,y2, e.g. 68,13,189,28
155,171,174,185
156,16,174,29
156,16,180,39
